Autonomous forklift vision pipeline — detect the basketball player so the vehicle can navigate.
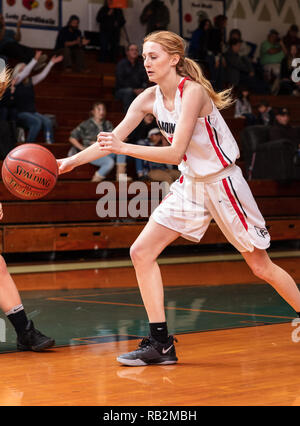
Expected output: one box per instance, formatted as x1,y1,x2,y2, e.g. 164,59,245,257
0,65,55,351
58,31,300,366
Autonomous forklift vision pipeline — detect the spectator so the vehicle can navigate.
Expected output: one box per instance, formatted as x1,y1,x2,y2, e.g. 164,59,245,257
260,29,287,91
55,15,90,73
256,101,275,126
69,102,116,182
0,15,47,67
207,15,228,90
135,128,180,184
96,1,126,63
13,52,63,144
115,43,148,112
279,44,300,96
188,19,213,65
283,25,300,51
224,39,255,88
269,108,300,147
234,87,256,126
140,0,170,36
228,28,257,59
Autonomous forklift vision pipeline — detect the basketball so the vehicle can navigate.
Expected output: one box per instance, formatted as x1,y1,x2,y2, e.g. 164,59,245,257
1,144,58,200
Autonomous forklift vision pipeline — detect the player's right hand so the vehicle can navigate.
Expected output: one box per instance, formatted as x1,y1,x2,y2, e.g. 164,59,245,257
57,158,75,175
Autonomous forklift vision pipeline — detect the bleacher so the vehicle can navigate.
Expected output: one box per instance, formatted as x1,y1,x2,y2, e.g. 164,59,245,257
1,51,299,256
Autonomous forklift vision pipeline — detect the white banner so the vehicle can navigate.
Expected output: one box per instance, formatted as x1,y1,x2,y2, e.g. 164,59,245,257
2,0,61,29
181,0,224,38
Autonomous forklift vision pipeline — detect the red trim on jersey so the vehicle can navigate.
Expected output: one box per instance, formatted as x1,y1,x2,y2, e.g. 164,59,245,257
178,77,190,98
179,175,184,184
222,178,248,231
205,117,228,168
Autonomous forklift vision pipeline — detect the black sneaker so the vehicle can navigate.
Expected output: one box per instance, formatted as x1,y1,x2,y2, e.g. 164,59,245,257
17,320,55,352
117,335,178,366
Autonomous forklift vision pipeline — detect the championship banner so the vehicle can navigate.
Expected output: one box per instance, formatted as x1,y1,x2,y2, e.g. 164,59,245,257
180,0,225,38
1,0,62,30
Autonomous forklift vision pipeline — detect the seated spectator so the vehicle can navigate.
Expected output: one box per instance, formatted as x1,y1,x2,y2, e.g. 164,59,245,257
224,39,255,88
55,15,90,73
128,113,156,146
115,43,148,112
225,39,269,93
279,44,300,96
228,28,257,59
269,108,300,147
256,101,275,126
234,87,256,126
140,0,170,36
188,19,212,62
260,29,287,92
0,15,47,66
135,128,180,184
13,52,63,144
283,25,300,51
69,102,116,182
207,14,228,91
96,1,126,63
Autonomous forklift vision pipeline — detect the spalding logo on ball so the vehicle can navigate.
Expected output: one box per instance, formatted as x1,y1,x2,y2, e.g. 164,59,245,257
2,144,58,200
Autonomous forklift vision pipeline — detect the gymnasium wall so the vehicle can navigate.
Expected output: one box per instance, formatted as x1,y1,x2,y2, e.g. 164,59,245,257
11,0,300,52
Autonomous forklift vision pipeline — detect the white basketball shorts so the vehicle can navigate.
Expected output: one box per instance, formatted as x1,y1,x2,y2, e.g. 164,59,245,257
151,165,270,253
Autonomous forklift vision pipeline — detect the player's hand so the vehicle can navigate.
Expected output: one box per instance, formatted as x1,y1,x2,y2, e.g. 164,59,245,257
57,157,76,175
0,203,3,220
51,55,63,64
97,132,124,154
34,50,42,61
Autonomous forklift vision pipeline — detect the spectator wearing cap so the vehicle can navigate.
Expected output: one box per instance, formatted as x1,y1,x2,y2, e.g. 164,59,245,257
283,25,300,51
134,128,181,183
269,108,300,148
260,30,287,90
256,101,275,126
55,15,90,72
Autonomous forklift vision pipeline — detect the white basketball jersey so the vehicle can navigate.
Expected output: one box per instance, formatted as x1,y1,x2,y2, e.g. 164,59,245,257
153,77,240,179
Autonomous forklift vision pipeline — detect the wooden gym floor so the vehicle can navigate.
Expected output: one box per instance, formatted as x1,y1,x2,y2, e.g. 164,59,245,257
1,253,300,406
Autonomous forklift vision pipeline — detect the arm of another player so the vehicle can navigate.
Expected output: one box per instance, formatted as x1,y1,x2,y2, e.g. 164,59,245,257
98,82,204,165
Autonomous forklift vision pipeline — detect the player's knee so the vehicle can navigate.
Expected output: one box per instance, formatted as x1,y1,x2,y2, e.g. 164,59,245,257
0,255,8,276
130,243,150,266
250,262,269,281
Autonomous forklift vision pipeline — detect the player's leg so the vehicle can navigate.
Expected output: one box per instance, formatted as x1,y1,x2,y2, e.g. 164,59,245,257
242,248,300,314
117,218,180,366
0,255,55,351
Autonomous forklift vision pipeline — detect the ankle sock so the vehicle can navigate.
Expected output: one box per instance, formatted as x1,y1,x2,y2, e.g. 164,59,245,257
149,322,168,343
5,305,28,335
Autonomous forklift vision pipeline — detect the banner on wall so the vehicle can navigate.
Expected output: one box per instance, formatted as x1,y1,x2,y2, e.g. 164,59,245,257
108,0,128,8
0,0,62,30
180,0,225,38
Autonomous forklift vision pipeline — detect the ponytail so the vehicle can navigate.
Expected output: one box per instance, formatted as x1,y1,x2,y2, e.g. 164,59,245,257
179,57,233,110
144,30,234,110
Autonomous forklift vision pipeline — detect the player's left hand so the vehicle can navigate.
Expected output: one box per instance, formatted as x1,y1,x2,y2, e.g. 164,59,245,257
0,203,3,220
97,132,124,154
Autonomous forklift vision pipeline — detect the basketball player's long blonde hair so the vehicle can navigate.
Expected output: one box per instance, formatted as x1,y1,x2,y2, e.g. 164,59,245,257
144,31,233,110
0,64,11,99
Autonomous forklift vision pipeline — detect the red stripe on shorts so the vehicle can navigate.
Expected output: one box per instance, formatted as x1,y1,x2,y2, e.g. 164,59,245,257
222,178,248,231
205,117,228,168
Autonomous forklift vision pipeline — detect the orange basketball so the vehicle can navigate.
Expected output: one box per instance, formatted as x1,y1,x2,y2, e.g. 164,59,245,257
2,144,58,200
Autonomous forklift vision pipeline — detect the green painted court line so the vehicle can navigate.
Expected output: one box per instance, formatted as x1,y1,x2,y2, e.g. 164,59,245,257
7,250,300,275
